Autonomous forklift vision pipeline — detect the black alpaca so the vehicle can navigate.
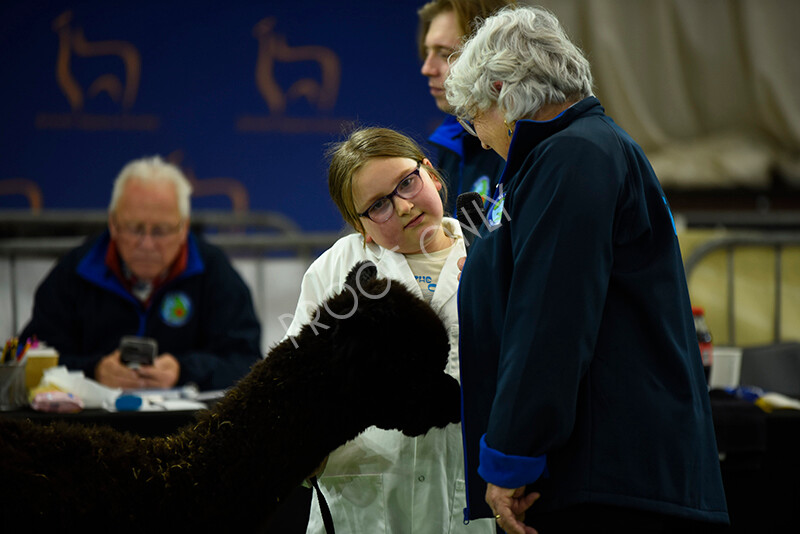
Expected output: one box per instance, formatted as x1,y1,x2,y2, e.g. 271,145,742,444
0,262,461,533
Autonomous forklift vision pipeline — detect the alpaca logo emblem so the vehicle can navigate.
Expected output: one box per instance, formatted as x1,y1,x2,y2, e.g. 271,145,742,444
52,10,140,111
237,17,347,133
35,11,159,130
0,178,43,213
161,292,192,327
253,17,340,115
167,150,250,213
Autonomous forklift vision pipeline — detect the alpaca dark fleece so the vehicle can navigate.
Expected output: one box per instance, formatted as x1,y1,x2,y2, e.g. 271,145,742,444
0,262,461,533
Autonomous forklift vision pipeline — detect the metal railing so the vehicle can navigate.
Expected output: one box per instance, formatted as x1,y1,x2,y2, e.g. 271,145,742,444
0,209,345,260
0,210,346,337
683,232,800,345
0,209,303,236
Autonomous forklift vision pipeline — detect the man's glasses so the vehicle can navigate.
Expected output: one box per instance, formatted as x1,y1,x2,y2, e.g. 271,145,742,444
358,162,424,223
113,219,185,242
457,116,478,137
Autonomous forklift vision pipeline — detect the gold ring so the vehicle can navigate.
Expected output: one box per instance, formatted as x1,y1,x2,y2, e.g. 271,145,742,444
495,514,501,520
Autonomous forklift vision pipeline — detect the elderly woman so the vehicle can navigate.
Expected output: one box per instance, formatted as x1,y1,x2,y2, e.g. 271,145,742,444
446,5,729,534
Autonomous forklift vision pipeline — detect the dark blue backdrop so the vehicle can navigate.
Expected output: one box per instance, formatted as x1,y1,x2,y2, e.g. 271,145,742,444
0,0,447,231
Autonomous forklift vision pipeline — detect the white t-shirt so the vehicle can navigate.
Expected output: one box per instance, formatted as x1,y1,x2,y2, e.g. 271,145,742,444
405,242,456,302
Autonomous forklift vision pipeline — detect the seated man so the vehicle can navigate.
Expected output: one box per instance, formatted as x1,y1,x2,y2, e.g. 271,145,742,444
19,156,262,391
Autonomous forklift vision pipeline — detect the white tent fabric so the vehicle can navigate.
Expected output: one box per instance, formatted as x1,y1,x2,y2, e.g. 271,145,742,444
533,0,800,188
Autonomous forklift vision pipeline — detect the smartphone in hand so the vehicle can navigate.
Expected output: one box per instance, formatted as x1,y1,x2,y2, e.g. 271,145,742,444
119,336,157,369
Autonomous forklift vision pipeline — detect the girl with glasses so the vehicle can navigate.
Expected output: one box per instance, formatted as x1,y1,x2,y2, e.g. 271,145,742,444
282,127,494,534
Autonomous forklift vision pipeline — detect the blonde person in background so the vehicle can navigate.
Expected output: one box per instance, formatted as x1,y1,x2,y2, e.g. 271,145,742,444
417,0,514,215
283,127,494,534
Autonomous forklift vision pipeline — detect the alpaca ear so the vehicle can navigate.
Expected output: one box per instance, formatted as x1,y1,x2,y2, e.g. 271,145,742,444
343,261,377,293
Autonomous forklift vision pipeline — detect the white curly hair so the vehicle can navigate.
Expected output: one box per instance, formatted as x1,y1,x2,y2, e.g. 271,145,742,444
445,4,593,124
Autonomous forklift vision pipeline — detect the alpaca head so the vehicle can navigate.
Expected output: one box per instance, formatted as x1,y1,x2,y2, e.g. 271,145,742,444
312,261,461,436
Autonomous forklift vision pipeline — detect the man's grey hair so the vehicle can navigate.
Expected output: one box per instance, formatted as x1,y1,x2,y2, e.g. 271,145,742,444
109,156,193,218
445,4,593,124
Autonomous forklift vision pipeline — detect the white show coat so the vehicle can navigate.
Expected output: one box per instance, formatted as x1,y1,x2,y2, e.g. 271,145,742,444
283,218,493,534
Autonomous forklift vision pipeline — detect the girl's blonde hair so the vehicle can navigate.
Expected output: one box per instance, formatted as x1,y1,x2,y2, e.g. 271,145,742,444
327,127,447,235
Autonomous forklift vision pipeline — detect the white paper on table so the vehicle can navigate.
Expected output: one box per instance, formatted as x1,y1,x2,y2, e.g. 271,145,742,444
40,366,121,409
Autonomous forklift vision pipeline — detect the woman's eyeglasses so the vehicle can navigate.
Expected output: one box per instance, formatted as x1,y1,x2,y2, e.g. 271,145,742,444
358,162,424,223
457,116,478,137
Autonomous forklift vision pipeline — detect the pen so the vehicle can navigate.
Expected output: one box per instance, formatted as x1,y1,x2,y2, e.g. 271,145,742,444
1,338,16,364
17,338,32,362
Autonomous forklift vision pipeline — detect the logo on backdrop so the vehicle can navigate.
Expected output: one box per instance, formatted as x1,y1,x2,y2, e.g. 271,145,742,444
161,291,193,327
35,10,159,131
236,17,349,134
166,150,251,213
0,179,43,212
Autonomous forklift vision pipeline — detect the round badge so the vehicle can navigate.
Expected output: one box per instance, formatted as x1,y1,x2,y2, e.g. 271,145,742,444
471,176,490,199
161,291,192,327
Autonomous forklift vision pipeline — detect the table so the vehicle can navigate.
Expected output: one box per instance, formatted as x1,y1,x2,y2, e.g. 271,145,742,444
710,389,800,532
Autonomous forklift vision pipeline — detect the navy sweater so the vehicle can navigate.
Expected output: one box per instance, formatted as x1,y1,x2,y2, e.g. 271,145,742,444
19,232,262,390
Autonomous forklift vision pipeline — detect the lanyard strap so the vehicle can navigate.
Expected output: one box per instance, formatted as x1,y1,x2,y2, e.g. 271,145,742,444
309,476,335,534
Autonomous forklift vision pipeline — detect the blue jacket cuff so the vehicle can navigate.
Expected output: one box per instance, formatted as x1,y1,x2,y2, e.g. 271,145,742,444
478,434,547,488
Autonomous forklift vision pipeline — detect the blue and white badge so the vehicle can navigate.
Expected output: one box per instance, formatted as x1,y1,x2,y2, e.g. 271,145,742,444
161,291,192,327
487,191,506,227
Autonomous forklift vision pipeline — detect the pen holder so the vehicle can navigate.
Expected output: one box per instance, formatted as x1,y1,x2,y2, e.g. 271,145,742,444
0,362,27,411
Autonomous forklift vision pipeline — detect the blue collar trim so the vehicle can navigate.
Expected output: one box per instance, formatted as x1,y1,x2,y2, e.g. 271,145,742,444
77,231,205,298
428,115,465,158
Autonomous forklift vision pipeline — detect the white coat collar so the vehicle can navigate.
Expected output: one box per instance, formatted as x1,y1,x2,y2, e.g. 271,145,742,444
363,218,465,313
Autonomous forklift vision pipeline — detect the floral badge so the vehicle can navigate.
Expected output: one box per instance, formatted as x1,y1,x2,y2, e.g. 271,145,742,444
160,291,192,327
